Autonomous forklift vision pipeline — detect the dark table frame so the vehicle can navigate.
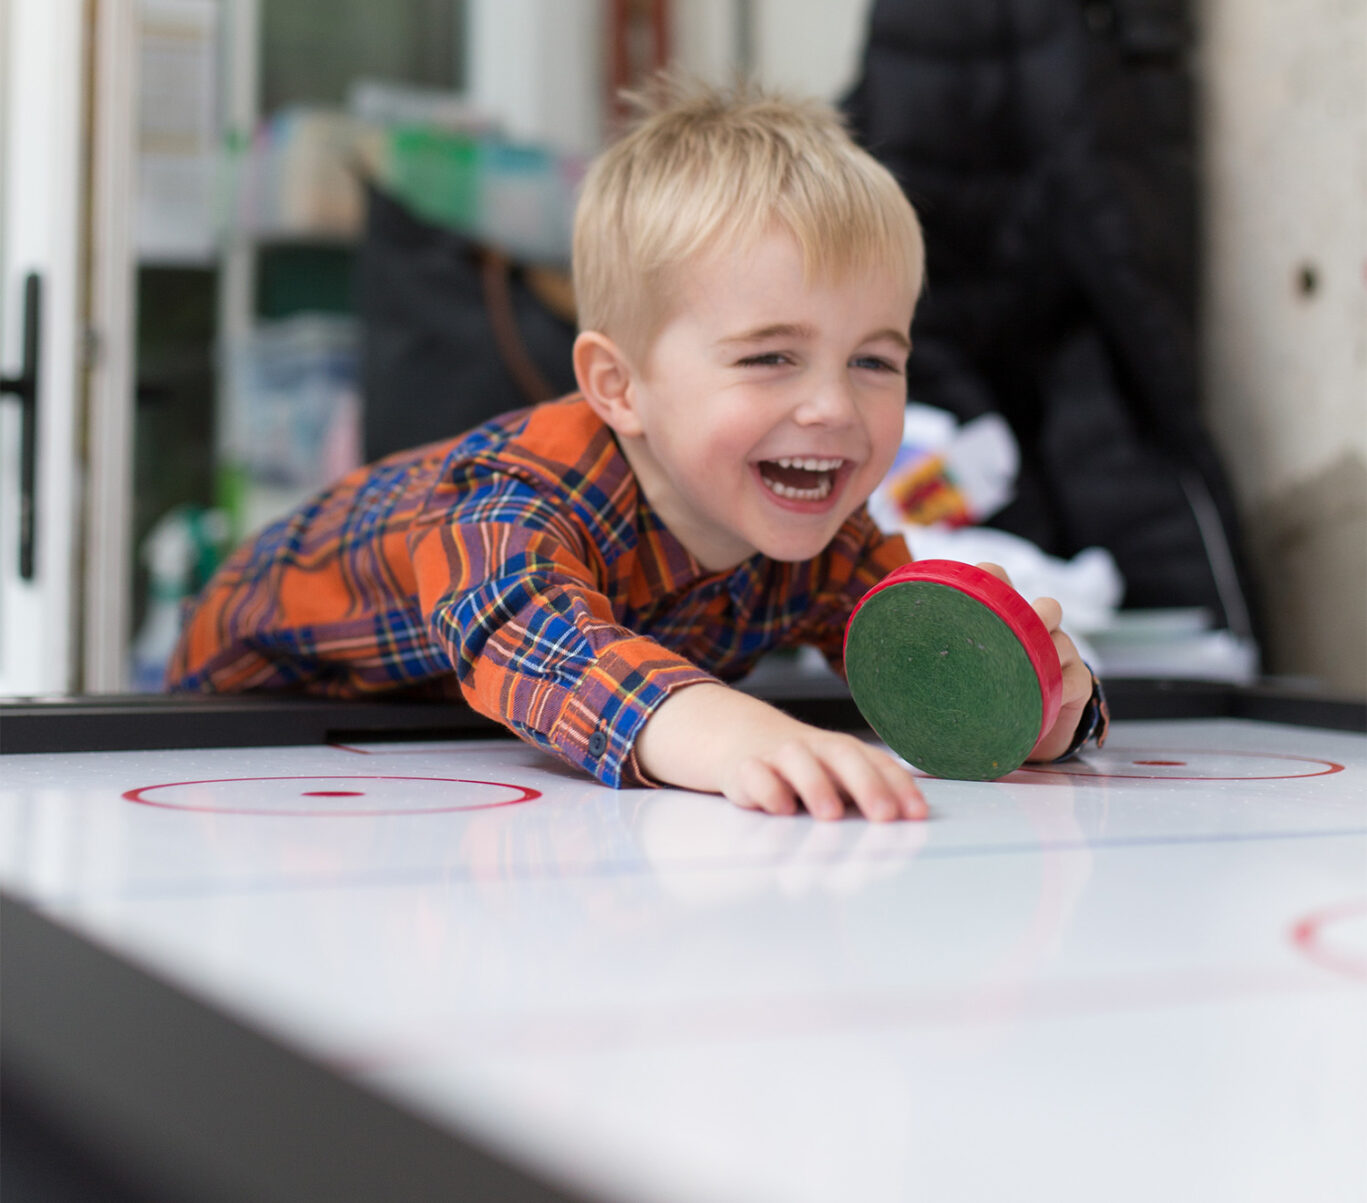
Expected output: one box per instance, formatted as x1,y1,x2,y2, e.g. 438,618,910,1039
2,678,1363,756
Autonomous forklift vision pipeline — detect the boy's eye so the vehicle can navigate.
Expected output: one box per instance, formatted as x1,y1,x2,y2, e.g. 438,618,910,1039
852,355,902,373
736,352,792,367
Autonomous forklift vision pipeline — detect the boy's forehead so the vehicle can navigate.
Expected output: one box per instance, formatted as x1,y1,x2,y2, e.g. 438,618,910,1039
670,231,916,328
717,221,906,280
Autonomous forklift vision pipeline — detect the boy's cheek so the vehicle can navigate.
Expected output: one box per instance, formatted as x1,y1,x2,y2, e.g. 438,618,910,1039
862,436,904,500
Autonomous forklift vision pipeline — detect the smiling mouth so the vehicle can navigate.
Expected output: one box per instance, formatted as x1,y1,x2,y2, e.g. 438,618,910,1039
756,456,846,502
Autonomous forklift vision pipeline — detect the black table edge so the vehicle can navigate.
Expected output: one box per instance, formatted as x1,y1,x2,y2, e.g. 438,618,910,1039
1,678,1362,755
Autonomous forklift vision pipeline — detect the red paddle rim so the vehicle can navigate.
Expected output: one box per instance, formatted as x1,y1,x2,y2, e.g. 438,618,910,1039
844,559,1063,743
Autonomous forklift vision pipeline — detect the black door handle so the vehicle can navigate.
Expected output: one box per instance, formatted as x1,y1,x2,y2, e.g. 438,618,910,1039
0,272,40,580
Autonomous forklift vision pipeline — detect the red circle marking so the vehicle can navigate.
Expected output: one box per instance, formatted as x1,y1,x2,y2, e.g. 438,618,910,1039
844,559,1063,742
1021,748,1345,781
304,790,364,797
1291,900,1367,981
122,775,541,816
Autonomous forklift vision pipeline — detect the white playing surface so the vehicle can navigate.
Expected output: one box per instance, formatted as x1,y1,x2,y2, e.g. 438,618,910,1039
2,717,1364,1203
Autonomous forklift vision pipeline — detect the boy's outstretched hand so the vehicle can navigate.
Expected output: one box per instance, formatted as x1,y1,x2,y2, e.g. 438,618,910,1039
973,561,1095,764
638,562,1093,817
637,682,929,822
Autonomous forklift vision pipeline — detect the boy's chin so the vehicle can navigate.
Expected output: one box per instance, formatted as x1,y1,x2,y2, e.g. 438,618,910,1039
749,520,851,564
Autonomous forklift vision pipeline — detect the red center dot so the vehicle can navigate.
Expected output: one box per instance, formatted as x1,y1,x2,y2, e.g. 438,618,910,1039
1133,760,1186,766
302,790,365,797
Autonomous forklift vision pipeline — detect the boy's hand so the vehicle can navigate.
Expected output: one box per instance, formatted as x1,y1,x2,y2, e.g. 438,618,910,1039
637,683,928,822
722,726,929,822
974,562,1095,763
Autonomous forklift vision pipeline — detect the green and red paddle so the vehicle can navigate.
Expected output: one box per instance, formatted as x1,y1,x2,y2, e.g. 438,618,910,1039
843,560,1063,780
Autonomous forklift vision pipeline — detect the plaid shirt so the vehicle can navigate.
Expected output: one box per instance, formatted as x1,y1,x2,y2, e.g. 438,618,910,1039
169,396,913,786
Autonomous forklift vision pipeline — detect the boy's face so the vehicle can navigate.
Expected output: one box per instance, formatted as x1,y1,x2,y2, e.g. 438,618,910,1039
618,226,916,570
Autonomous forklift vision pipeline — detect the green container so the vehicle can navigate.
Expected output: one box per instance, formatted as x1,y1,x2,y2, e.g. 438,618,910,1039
387,126,481,229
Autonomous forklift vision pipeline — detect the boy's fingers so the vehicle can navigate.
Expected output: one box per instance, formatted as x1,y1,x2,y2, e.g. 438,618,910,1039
1032,595,1062,632
731,759,799,816
1052,627,1081,670
1060,653,1093,707
1049,629,1092,710
765,742,846,821
727,738,928,823
812,740,904,822
976,561,1012,587
874,757,929,820
852,740,928,819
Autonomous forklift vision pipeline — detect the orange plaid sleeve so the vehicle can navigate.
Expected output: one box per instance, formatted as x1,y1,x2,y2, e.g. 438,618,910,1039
408,469,718,788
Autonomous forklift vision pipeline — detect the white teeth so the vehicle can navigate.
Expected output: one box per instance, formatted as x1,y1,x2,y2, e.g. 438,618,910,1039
762,476,834,501
758,455,843,502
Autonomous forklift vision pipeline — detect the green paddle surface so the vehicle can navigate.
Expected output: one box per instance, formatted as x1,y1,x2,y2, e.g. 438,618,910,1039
845,581,1043,780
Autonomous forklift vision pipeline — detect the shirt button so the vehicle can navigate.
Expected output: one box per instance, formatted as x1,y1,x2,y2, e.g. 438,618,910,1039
588,730,608,757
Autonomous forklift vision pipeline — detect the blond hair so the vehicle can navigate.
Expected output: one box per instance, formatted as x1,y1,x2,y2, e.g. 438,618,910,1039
572,75,924,361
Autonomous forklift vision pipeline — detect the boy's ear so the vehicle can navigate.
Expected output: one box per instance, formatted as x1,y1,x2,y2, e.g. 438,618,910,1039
573,331,644,437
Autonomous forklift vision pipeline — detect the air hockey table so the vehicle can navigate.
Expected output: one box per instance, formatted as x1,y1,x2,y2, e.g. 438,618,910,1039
3,678,1365,1203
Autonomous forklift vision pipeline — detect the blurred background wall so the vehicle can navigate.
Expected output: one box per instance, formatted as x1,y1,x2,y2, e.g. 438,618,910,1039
1199,0,1367,695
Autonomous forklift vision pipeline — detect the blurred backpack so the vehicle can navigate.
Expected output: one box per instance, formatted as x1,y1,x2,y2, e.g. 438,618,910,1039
844,0,1260,643
356,183,578,460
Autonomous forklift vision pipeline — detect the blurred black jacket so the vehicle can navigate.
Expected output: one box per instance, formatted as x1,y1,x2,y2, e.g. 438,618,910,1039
845,0,1258,637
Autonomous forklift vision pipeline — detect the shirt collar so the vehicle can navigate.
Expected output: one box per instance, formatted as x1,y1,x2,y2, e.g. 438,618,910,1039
587,404,781,613
633,497,775,612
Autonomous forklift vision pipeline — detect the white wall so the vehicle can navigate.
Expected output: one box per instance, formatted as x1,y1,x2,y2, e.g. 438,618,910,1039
1200,0,1367,693
672,0,873,101
465,0,874,155
747,0,874,100
466,0,604,154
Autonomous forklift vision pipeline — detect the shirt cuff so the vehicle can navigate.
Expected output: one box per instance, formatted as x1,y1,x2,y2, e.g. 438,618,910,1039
546,646,720,788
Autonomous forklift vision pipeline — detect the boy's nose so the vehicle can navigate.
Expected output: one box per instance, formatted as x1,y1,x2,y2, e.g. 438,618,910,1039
794,376,857,426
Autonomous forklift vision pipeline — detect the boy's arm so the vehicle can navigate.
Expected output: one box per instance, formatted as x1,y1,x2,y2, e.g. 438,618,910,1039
635,682,927,822
410,472,722,788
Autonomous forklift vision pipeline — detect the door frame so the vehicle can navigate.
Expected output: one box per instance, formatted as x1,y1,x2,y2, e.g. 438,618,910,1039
0,0,88,695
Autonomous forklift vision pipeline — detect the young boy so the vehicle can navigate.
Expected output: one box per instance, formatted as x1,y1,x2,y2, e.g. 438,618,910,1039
168,78,1105,821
